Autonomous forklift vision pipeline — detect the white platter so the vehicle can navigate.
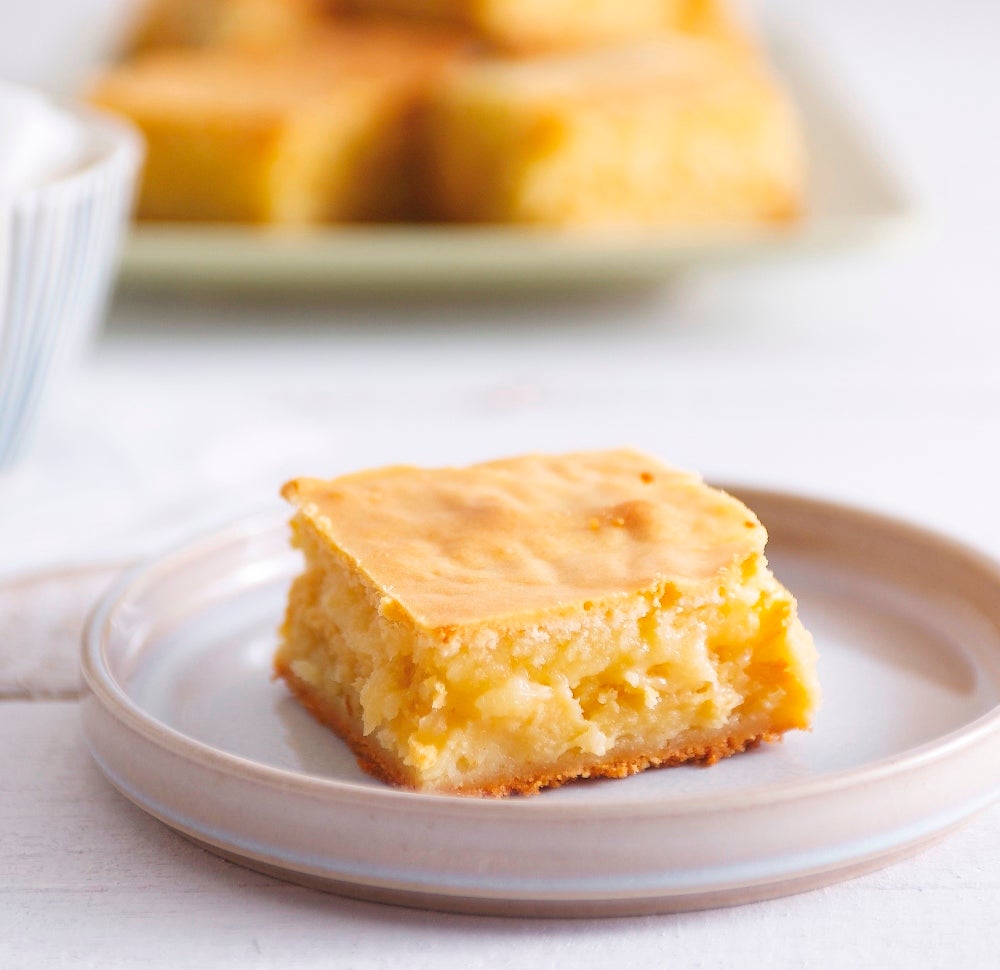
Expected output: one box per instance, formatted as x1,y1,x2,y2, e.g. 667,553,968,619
116,30,912,294
81,488,1000,916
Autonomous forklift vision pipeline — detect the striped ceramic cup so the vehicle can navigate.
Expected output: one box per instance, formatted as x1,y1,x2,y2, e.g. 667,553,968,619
0,93,141,470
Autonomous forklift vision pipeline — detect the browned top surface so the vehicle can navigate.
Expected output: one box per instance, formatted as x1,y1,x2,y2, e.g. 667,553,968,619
283,450,765,627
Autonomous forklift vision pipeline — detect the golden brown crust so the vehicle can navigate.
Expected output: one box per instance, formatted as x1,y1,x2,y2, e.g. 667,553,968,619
275,658,781,797
282,450,766,627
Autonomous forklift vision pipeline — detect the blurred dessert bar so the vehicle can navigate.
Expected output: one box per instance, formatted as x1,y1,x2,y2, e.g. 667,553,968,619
91,22,467,224
127,0,332,52
424,33,803,226
344,0,727,53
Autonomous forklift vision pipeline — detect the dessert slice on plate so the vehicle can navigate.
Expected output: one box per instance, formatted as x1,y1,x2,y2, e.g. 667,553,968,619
276,450,819,796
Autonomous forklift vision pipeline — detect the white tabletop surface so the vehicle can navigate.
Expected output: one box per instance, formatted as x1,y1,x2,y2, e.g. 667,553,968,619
2,0,999,967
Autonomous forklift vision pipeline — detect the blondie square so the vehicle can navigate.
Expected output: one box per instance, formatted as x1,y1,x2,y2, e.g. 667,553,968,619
92,22,466,223
423,32,802,227
275,451,818,796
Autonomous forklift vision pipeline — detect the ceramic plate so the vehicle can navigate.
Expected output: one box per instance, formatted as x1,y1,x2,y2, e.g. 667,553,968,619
116,30,912,294
81,488,1000,916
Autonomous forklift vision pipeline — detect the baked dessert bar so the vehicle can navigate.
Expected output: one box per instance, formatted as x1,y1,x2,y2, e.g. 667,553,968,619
423,32,803,227
127,0,331,53
345,0,723,53
91,22,466,223
276,450,819,796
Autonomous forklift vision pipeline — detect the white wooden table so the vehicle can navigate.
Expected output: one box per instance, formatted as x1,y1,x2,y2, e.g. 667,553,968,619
2,0,1000,966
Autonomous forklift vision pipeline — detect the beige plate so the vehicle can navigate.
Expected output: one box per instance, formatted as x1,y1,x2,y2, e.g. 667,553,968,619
117,31,912,295
80,488,1000,916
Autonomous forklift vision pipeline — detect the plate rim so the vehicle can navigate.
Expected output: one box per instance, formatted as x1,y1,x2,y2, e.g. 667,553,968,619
81,485,1000,820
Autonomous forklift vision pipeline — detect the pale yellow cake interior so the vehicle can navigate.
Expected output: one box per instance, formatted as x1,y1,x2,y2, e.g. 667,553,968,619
276,451,818,796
